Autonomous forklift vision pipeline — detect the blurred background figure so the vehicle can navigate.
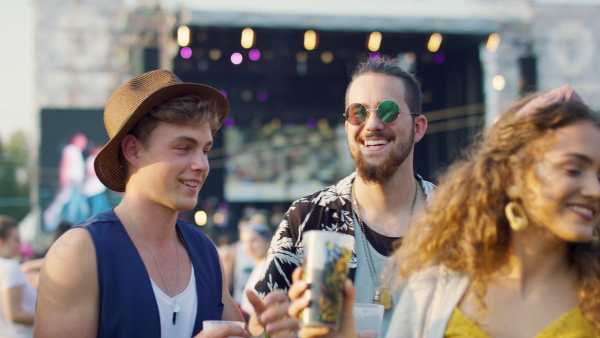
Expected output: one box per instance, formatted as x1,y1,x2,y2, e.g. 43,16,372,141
82,146,110,216
238,220,271,317
42,132,89,232
218,215,270,316
229,221,255,309
0,215,36,337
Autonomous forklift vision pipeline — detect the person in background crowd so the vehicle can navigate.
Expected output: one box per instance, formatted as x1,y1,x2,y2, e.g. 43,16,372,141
225,218,257,308
0,215,36,338
82,146,111,215
221,212,273,309
239,221,271,317
289,86,600,337
248,56,435,337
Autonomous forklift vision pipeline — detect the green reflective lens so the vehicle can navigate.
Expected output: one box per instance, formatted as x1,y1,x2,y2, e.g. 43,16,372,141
377,100,400,123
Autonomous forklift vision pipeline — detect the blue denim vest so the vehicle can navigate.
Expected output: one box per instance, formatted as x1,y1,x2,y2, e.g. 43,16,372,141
77,209,224,337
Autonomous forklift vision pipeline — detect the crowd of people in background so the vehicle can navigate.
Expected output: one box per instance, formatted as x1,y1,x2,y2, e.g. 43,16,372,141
0,216,36,337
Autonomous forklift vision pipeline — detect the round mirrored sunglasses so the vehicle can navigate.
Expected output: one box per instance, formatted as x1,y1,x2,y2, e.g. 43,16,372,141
344,100,419,126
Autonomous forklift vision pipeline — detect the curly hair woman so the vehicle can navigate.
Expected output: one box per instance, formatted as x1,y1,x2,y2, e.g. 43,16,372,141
386,86,600,337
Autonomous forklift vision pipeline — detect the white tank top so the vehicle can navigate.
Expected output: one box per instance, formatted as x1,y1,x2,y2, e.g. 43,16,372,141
150,266,198,338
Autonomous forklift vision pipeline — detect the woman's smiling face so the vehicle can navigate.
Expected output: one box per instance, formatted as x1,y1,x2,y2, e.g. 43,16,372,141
521,121,600,242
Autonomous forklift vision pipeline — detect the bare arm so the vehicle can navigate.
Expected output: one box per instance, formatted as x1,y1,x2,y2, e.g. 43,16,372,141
3,285,34,325
219,255,244,322
21,258,44,289
34,228,99,337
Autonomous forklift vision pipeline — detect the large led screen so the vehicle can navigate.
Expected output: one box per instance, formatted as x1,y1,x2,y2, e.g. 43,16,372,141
224,122,355,202
39,109,121,233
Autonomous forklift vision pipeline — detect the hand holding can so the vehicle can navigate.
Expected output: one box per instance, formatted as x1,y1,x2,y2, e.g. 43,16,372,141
300,230,354,330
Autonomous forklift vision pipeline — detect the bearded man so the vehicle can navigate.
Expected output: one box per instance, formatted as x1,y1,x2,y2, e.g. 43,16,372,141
248,57,435,338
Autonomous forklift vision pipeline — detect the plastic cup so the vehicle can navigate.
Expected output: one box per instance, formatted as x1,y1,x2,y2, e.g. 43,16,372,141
202,320,245,338
354,303,384,338
300,230,355,330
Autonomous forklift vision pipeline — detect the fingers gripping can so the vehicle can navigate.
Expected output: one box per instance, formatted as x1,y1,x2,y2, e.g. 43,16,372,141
301,230,354,330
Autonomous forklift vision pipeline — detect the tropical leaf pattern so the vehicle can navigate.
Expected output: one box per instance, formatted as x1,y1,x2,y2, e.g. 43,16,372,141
255,172,435,296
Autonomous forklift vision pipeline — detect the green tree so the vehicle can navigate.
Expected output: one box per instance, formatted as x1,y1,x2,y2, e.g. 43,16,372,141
0,131,31,220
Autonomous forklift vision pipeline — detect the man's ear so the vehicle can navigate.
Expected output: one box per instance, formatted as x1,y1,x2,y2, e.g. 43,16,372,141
121,134,141,170
413,114,428,143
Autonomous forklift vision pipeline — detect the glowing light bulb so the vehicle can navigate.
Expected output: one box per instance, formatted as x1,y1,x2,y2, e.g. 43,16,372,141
209,48,221,60
195,211,207,226
427,33,443,52
493,75,505,91
321,51,334,64
180,47,192,59
304,30,318,50
177,26,191,47
249,49,261,61
224,117,235,127
486,33,501,53
241,28,255,49
231,52,243,65
367,32,382,52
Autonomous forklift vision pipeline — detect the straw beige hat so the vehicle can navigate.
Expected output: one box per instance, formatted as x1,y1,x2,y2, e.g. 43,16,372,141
94,69,229,192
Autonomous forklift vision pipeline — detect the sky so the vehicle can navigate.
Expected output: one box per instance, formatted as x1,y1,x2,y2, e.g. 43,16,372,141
0,0,35,144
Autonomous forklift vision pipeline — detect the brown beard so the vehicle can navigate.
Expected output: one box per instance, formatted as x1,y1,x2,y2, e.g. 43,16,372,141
350,126,415,185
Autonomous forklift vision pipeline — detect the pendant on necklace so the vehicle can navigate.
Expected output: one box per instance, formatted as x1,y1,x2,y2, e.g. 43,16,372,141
374,289,392,310
173,303,181,325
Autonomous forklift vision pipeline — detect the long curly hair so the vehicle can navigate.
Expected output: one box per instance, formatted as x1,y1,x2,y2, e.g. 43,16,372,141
395,95,600,331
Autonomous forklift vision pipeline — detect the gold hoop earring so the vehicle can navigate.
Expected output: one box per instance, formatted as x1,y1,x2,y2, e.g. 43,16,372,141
505,202,528,232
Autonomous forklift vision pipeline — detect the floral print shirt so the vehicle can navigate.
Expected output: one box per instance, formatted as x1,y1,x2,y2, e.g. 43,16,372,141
254,172,436,297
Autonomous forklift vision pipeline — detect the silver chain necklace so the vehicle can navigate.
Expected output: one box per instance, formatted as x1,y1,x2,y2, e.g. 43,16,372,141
121,206,181,324
352,179,418,309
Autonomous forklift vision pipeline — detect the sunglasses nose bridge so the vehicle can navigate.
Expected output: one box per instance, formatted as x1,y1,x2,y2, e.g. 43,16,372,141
352,107,379,124
364,108,378,121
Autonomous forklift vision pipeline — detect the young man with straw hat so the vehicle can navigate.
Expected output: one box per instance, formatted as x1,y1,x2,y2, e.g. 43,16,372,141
35,70,249,338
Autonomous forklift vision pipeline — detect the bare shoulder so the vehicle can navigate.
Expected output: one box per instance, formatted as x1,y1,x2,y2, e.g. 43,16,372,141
42,228,97,283
35,228,99,337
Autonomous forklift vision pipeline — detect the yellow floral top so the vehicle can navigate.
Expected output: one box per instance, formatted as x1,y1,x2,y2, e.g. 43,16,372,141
445,307,596,337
